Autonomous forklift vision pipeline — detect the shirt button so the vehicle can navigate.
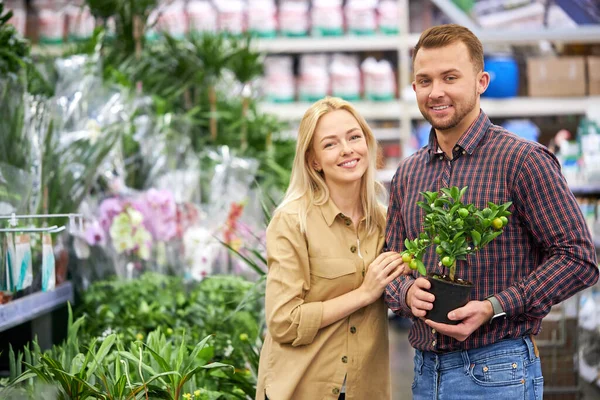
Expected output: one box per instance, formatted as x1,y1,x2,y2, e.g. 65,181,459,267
431,340,436,347
462,150,466,155
342,356,348,363
431,329,436,334
454,146,460,151
350,245,357,253
332,388,340,395
439,156,444,160
345,219,352,226
350,326,357,334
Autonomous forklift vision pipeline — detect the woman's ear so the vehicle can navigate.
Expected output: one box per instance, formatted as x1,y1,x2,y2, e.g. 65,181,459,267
308,153,321,172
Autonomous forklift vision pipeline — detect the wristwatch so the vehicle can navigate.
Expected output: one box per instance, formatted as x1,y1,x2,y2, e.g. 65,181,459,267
485,295,506,324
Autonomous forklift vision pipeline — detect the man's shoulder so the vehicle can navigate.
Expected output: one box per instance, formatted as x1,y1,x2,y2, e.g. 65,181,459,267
489,124,552,160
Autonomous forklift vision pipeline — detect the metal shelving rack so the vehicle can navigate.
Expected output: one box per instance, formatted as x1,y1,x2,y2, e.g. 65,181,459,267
0,282,74,333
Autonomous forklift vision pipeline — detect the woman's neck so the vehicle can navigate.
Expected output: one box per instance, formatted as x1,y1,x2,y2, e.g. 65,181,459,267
328,182,363,223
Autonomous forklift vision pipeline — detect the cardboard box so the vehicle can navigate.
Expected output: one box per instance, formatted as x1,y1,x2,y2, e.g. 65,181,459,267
527,57,586,97
588,56,600,95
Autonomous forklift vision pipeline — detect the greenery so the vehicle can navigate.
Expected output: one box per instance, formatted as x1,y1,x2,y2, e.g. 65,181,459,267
0,306,236,399
76,273,263,396
401,186,512,281
1,272,265,399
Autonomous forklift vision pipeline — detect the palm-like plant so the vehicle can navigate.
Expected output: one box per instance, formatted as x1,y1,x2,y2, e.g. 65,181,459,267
227,34,264,151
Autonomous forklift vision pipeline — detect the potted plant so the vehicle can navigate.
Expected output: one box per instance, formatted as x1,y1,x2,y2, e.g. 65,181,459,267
401,186,512,325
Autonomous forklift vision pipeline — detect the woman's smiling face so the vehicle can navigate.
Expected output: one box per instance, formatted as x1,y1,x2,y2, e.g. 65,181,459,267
310,109,369,188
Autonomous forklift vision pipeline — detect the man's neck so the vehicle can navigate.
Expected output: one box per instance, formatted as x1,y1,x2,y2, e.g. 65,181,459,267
436,109,481,159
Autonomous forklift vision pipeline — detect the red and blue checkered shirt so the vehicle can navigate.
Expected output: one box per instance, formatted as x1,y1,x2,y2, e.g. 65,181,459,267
385,110,599,352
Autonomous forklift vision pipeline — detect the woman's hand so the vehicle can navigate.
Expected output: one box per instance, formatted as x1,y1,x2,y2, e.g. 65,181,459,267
359,251,407,304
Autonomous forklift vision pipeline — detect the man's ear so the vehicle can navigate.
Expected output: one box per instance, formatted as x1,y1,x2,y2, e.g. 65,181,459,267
478,71,491,94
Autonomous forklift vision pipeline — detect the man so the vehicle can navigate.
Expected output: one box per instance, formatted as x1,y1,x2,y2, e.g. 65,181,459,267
385,24,599,399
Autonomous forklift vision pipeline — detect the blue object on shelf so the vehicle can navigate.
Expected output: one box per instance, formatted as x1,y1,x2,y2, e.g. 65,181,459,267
483,55,519,98
504,119,540,142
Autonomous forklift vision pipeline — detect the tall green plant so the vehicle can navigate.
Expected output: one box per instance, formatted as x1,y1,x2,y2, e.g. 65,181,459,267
2,305,233,400
227,34,264,151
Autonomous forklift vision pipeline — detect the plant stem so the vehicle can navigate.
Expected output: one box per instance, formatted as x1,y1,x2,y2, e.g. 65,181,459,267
209,84,217,141
240,91,249,151
450,261,456,282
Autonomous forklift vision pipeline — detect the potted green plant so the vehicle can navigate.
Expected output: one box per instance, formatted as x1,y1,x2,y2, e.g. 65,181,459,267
401,186,512,325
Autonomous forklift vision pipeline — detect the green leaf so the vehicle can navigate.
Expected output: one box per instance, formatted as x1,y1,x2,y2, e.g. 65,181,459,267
118,351,160,377
183,334,213,373
481,231,503,246
87,334,116,381
416,259,427,276
450,186,460,200
459,186,468,200
471,230,481,247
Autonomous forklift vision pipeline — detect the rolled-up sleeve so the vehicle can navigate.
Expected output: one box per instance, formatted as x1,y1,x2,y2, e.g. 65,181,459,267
265,212,323,346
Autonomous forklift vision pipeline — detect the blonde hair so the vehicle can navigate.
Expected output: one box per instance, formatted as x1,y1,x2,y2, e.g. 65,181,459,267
276,97,386,234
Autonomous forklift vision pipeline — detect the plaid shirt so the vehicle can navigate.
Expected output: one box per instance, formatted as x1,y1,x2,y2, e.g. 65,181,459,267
385,110,598,352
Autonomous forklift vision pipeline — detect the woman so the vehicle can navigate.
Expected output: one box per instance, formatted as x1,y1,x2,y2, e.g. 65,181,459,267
256,97,406,400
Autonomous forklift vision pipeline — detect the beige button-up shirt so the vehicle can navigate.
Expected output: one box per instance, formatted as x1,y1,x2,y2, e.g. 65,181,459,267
256,198,391,400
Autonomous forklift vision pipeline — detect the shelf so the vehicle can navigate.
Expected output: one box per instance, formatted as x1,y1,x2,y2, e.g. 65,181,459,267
0,282,74,332
281,127,401,141
262,97,599,121
254,35,402,53
377,168,397,183
570,184,600,196
260,100,402,121
406,97,599,119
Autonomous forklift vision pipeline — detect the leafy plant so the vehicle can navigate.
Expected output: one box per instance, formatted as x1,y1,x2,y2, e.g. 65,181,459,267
401,186,512,282
2,304,235,400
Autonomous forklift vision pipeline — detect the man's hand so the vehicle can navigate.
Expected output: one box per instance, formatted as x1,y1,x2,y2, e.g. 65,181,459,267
406,277,435,318
425,300,494,342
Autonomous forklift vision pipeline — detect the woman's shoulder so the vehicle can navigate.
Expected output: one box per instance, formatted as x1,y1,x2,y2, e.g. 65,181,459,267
268,199,303,230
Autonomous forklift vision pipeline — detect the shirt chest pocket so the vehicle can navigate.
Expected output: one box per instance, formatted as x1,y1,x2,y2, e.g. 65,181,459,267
308,257,358,301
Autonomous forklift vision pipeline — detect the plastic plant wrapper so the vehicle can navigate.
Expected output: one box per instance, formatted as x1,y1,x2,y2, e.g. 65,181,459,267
24,94,52,214
42,54,125,227
0,162,33,215
41,232,55,291
12,233,32,291
205,146,259,225
124,97,201,202
77,187,191,280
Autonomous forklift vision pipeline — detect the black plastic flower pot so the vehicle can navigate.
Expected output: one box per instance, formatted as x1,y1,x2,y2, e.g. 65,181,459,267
425,274,474,325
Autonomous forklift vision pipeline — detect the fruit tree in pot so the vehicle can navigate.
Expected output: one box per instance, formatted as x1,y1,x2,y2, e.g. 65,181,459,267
401,186,512,325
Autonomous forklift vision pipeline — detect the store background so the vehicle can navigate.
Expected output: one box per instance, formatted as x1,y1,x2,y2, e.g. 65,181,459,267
0,0,599,399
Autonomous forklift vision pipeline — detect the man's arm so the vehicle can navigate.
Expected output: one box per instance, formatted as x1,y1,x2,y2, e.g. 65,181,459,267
384,171,416,317
494,146,598,318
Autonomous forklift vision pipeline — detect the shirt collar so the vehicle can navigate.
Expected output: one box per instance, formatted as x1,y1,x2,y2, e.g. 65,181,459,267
320,197,344,227
319,197,362,227
426,110,492,162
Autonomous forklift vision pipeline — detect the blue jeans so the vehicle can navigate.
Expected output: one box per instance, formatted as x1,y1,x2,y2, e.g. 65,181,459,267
412,336,544,400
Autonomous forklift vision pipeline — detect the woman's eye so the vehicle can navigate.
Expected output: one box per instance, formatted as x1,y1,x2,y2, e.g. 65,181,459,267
350,134,363,140
324,143,334,148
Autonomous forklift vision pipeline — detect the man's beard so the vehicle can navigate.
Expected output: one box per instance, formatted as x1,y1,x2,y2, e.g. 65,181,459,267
423,90,477,131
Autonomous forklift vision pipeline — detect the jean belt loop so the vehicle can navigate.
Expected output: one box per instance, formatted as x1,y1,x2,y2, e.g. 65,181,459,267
523,335,535,362
461,350,471,375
